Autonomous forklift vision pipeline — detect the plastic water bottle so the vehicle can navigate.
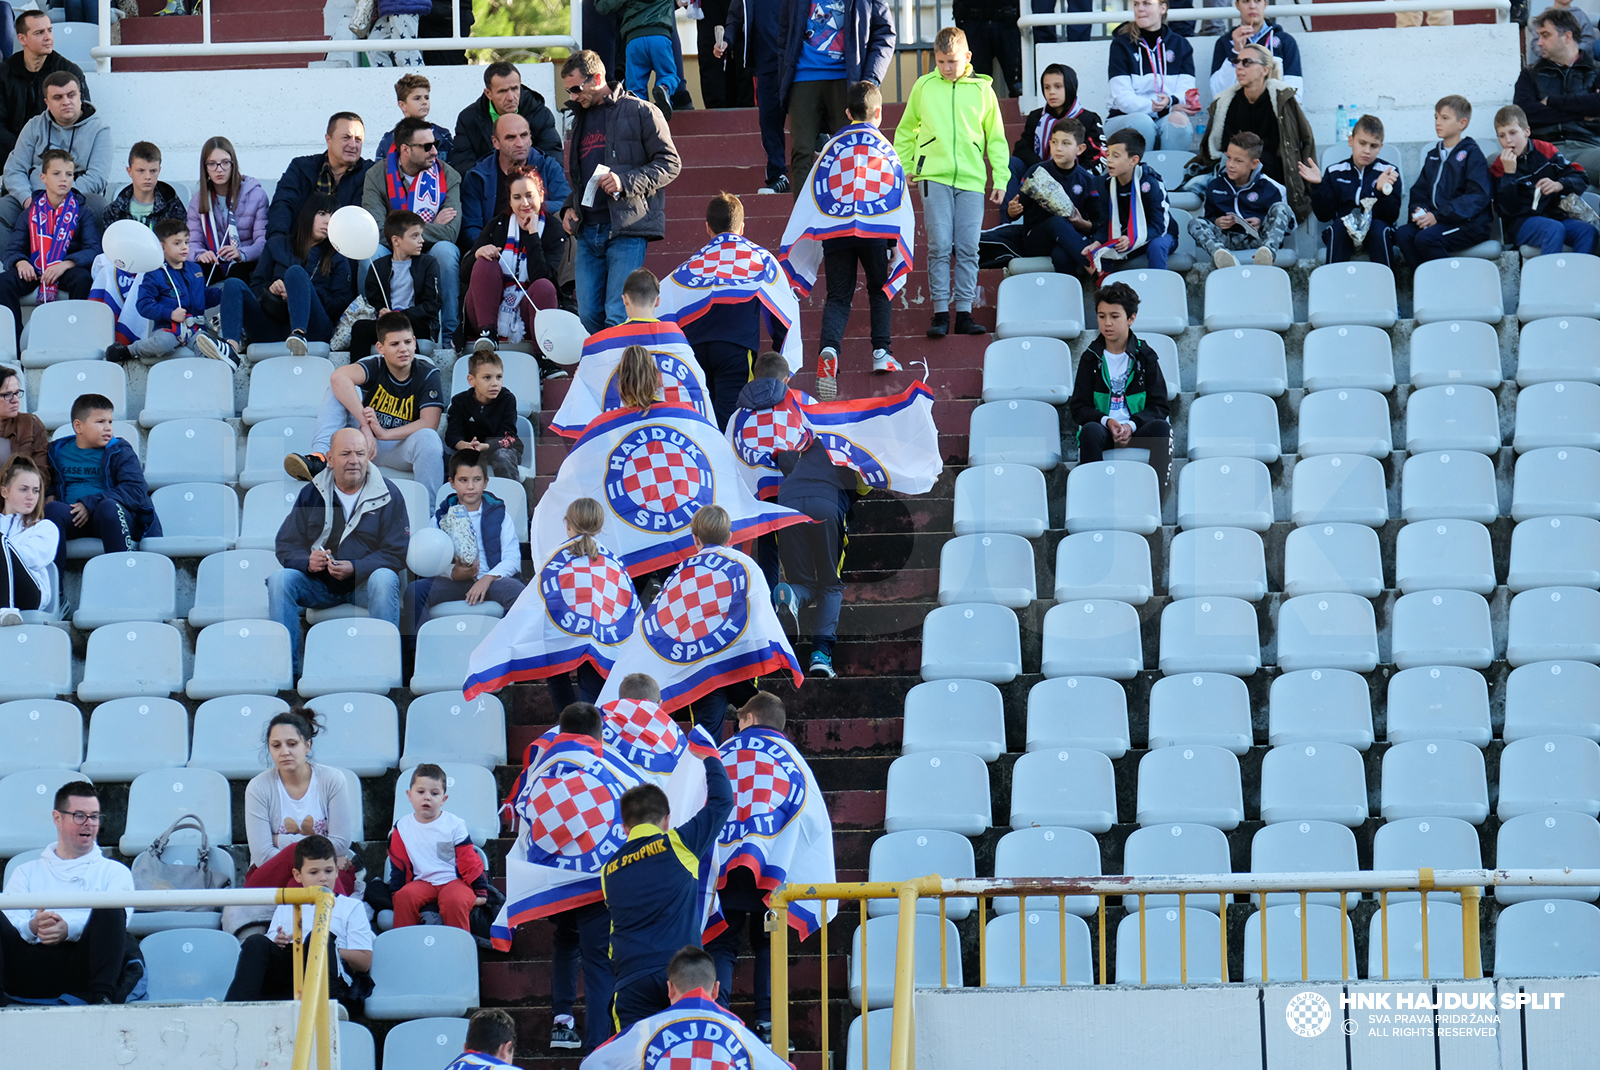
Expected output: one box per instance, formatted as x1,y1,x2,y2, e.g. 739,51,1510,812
1336,104,1347,144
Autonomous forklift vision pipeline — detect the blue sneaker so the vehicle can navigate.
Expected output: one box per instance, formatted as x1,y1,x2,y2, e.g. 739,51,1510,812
772,582,799,625
809,650,836,678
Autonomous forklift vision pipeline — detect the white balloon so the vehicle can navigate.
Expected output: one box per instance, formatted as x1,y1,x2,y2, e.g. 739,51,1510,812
535,309,587,365
406,528,455,578
327,205,381,260
102,219,164,274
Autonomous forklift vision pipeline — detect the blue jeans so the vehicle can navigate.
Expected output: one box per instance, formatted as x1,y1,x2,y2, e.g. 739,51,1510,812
1144,232,1176,270
221,266,333,345
1104,111,1196,154
753,70,786,183
1518,216,1598,256
311,390,445,508
268,567,401,676
625,34,680,98
365,242,460,343
574,223,648,333
65,0,98,22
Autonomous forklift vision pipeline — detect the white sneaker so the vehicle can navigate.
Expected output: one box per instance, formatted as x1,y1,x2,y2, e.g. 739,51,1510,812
285,334,308,357
1253,246,1275,266
872,349,900,373
472,333,497,355
1212,248,1238,269
0,607,22,627
815,347,839,401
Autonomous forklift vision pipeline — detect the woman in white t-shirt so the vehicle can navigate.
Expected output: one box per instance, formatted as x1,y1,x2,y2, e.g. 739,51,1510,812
242,708,362,894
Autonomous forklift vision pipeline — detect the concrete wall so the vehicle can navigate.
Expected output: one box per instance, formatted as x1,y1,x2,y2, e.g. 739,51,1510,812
0,1001,318,1067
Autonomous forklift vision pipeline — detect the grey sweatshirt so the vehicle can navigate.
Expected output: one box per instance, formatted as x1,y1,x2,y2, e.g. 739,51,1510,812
2,100,113,212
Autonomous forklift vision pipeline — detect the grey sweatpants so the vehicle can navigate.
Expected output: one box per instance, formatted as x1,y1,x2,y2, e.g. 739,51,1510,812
1188,201,1295,256
129,329,182,360
922,181,986,313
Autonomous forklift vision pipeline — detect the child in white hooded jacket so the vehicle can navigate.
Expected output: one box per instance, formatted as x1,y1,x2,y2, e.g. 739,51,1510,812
0,456,58,624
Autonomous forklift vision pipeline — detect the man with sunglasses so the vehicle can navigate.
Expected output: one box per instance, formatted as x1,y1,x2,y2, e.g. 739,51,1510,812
364,115,463,347
0,781,134,1005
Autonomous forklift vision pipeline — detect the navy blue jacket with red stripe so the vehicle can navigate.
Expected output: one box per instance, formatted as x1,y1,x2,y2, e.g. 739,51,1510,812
1489,138,1590,240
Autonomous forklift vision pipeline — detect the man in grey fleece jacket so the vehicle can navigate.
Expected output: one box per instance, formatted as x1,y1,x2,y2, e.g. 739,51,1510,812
0,70,110,231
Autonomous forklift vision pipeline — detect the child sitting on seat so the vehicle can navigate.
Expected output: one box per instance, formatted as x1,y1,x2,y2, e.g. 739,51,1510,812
1490,103,1598,258
1189,131,1295,269
384,764,489,932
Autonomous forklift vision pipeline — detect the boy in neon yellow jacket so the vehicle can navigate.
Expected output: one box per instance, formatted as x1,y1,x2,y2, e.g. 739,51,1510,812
893,25,1009,338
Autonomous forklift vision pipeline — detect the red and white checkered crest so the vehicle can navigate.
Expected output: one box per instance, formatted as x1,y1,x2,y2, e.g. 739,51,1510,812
738,408,810,455
557,555,634,626
608,698,682,754
653,563,736,643
730,747,794,822
686,240,763,282
823,144,899,204
525,770,618,856
619,440,704,515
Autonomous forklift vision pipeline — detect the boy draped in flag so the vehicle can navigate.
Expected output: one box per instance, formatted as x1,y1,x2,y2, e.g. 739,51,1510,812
104,217,225,365
779,80,915,401
444,1009,519,1070
0,148,100,347
362,115,462,347
1083,127,1176,278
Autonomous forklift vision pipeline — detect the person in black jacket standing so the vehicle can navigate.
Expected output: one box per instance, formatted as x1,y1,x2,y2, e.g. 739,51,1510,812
448,62,562,174
1067,281,1172,501
0,11,86,160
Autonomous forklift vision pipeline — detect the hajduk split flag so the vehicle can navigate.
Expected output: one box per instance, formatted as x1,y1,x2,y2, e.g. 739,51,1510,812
726,381,942,500
779,121,916,298
88,254,152,347
549,319,713,438
490,733,645,949
580,992,795,1070
530,401,810,577
463,536,641,700
656,232,803,373
703,724,837,942
595,543,803,714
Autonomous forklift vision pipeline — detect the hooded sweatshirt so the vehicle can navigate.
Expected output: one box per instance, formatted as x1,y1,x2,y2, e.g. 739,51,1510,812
894,64,1010,193
1,844,133,942
735,377,856,512
2,100,112,214
1014,67,1104,170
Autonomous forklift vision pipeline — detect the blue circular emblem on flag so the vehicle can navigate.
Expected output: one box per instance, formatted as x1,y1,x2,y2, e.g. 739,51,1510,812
643,1016,753,1070
719,733,808,842
518,759,633,873
540,545,638,646
731,404,811,469
605,425,715,534
604,352,705,415
673,237,778,288
643,551,750,663
817,431,889,489
811,131,904,218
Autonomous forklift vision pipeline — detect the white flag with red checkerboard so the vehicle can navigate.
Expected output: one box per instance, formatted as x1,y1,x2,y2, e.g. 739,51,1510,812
657,232,803,373
550,319,714,438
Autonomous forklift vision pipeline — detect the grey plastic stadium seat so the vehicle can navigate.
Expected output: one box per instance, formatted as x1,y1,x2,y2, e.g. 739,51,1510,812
81,697,189,781
968,399,1061,469
849,914,962,1007
843,1010,891,1070
1135,746,1245,829
187,695,291,778
238,482,301,551
995,272,1083,339
1252,820,1361,907
1158,596,1260,676
981,336,1074,403
399,692,507,769
866,830,976,919
1143,331,1182,397
992,826,1103,915
1406,384,1502,455
1202,264,1292,331
883,751,991,836
1517,317,1600,386
1372,817,1483,904
141,928,240,1003
1104,267,1187,334
143,419,238,488
1408,320,1503,388
1194,329,1286,396
937,533,1037,609
391,764,499,846
1122,823,1233,910
985,911,1095,986
186,620,293,700
240,417,318,489
1042,600,1143,679
365,926,480,1019
1054,530,1153,604
1176,457,1273,531
1518,253,1600,321
1144,150,1196,201
901,679,1006,762
409,614,500,695
299,619,402,697
1509,516,1600,592
1147,672,1251,753
1515,381,1600,453
1284,523,1383,598
139,359,234,426
341,1022,376,1070
242,355,334,424
120,767,232,854
1513,447,1600,522
380,1019,471,1070
143,483,239,559
1380,741,1490,823
1064,460,1161,535
0,625,73,699
1025,676,1131,758
79,622,184,702
1504,661,1600,742
1275,593,1380,672
1367,901,1468,979
1242,904,1360,982
0,772,86,857
1495,812,1600,902
1386,665,1491,746
1186,392,1281,463
34,360,127,429
1401,450,1499,524
1010,748,1117,832
1168,526,1267,601
1413,257,1504,324
1115,907,1224,984
1395,519,1495,595
1307,261,1398,329
189,549,279,628
1498,735,1600,819
1494,899,1600,976
1391,590,1495,670
306,693,400,777
1302,324,1395,392
0,698,81,775
73,552,177,629
920,603,1021,684
1297,389,1392,458
1507,586,1600,666
1259,742,1368,826
1289,455,1388,528
20,300,112,367
953,464,1049,537
1268,668,1375,750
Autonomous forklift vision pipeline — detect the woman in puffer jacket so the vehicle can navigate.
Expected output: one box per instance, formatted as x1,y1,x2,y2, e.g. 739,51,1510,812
370,0,430,66
187,135,269,285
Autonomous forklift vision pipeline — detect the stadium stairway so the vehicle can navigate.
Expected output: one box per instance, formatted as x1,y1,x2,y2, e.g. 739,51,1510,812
114,0,327,71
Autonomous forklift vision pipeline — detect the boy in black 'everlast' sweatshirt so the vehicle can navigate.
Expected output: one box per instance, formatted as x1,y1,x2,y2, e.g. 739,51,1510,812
1067,280,1172,501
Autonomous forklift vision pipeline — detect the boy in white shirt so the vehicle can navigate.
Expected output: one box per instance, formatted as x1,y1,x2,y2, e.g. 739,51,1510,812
385,764,489,931
225,835,374,1004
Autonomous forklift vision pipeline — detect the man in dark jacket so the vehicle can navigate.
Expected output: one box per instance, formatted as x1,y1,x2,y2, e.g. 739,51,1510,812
0,10,86,160
1067,280,1172,501
266,112,372,267
448,61,562,174
778,0,895,195
459,112,569,265
1513,9,1600,177
725,0,788,190
954,0,1023,97
559,50,682,333
269,427,409,678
